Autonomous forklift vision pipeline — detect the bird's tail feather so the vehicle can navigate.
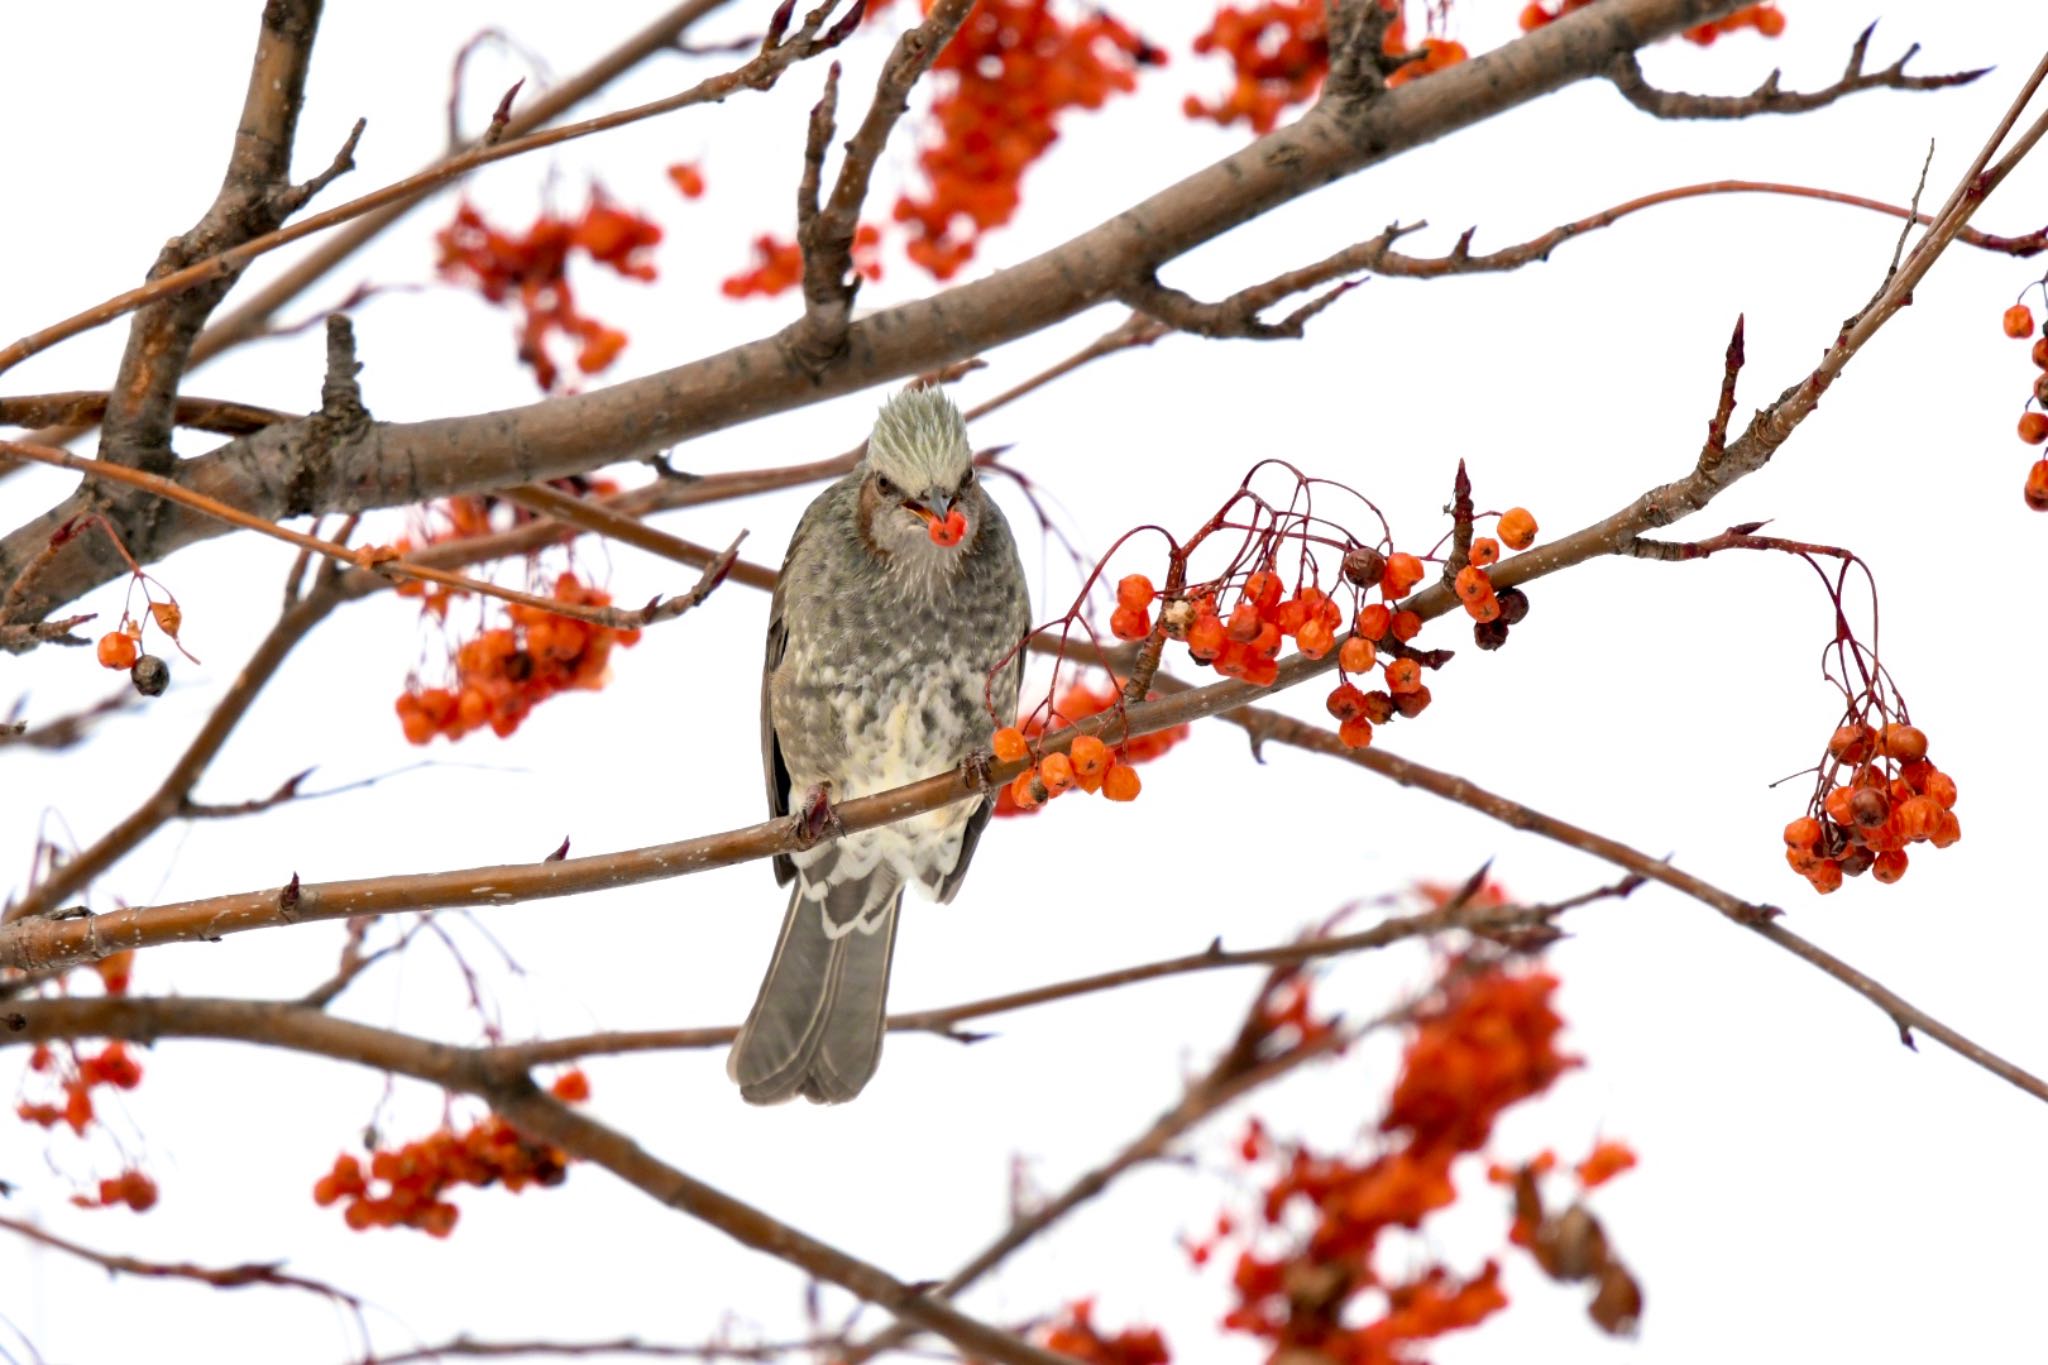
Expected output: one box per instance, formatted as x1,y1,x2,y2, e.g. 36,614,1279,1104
729,872,902,1105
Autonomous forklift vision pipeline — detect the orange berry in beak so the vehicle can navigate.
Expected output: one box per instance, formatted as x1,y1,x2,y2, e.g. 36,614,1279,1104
927,507,968,547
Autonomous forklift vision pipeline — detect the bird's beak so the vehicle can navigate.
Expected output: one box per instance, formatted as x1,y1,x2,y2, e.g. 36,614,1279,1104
905,489,968,548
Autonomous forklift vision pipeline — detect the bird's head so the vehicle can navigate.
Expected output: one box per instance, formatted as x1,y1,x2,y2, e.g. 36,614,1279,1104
858,385,980,563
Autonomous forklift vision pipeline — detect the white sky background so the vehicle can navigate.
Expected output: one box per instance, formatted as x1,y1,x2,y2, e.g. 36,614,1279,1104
3,2,2046,1361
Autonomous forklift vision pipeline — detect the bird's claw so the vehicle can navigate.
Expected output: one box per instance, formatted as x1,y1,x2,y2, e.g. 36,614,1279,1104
960,749,996,792
791,782,844,849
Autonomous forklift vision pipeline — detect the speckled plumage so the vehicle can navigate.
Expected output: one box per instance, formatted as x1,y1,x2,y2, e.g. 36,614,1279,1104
729,387,1030,1104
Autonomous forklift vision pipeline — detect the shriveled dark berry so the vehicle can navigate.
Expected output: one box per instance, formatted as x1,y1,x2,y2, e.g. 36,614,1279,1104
1473,619,1510,650
1495,586,1529,625
1341,546,1387,588
130,655,170,697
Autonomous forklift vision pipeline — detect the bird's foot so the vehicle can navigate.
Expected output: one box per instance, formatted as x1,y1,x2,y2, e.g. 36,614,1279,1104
791,782,844,849
959,749,996,792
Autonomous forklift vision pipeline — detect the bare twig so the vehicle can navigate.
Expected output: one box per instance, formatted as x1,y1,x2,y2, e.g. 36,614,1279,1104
0,0,865,380
3,580,346,924
1183,688,2048,1108
353,1335,852,1365
787,0,971,371
496,890,1587,1065
1608,23,1988,120
0,439,726,634
0,1213,362,1312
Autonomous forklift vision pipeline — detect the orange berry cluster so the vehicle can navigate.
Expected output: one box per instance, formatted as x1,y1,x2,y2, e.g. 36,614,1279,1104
992,680,1188,816
71,1168,160,1214
1520,0,1783,42
395,572,640,744
435,195,662,391
721,223,881,299
1184,2,1465,134
1038,1301,1171,1365
2002,303,2048,508
17,1040,143,1135
313,1071,589,1237
1219,965,1576,1362
1784,720,1960,893
893,0,1160,280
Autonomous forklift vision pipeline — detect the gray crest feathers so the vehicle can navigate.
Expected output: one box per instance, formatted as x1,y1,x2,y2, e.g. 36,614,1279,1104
866,386,971,492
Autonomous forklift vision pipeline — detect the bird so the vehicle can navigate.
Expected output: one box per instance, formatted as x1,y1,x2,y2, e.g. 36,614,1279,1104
730,385,1031,1104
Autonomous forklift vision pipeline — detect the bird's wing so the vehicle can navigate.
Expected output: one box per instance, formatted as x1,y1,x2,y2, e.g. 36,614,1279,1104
762,575,797,888
933,795,994,904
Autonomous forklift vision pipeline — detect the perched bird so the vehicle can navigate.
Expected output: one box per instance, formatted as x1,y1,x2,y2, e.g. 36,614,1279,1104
730,386,1031,1104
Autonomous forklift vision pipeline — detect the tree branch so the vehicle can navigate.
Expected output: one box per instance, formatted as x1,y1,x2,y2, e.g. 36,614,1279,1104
0,1212,362,1312
1607,23,1988,120
0,997,1077,1365
0,0,865,384
787,0,973,371
0,0,1777,632
1179,688,2048,1107
0,643,1331,970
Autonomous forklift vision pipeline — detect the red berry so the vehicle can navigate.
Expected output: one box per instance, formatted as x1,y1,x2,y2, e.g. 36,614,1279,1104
1498,508,1538,551
1187,612,1226,660
1102,762,1141,802
2027,459,2048,511
1338,636,1376,673
992,727,1029,763
97,631,139,670
1337,716,1374,749
1468,537,1500,568
2005,303,2036,338
1109,604,1151,641
1326,682,1367,722
1380,553,1425,598
1872,849,1909,884
1039,752,1076,795
1296,618,1335,658
1069,734,1110,780
2021,412,2048,445
1385,658,1423,694
1116,575,1156,611
1355,604,1391,641
1390,610,1422,642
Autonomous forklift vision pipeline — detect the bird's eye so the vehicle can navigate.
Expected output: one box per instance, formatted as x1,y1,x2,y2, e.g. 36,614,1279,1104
875,475,898,499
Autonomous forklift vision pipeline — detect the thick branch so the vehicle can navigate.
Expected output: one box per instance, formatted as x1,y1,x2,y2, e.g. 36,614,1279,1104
0,0,1761,629
0,0,745,479
0,997,1073,1365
